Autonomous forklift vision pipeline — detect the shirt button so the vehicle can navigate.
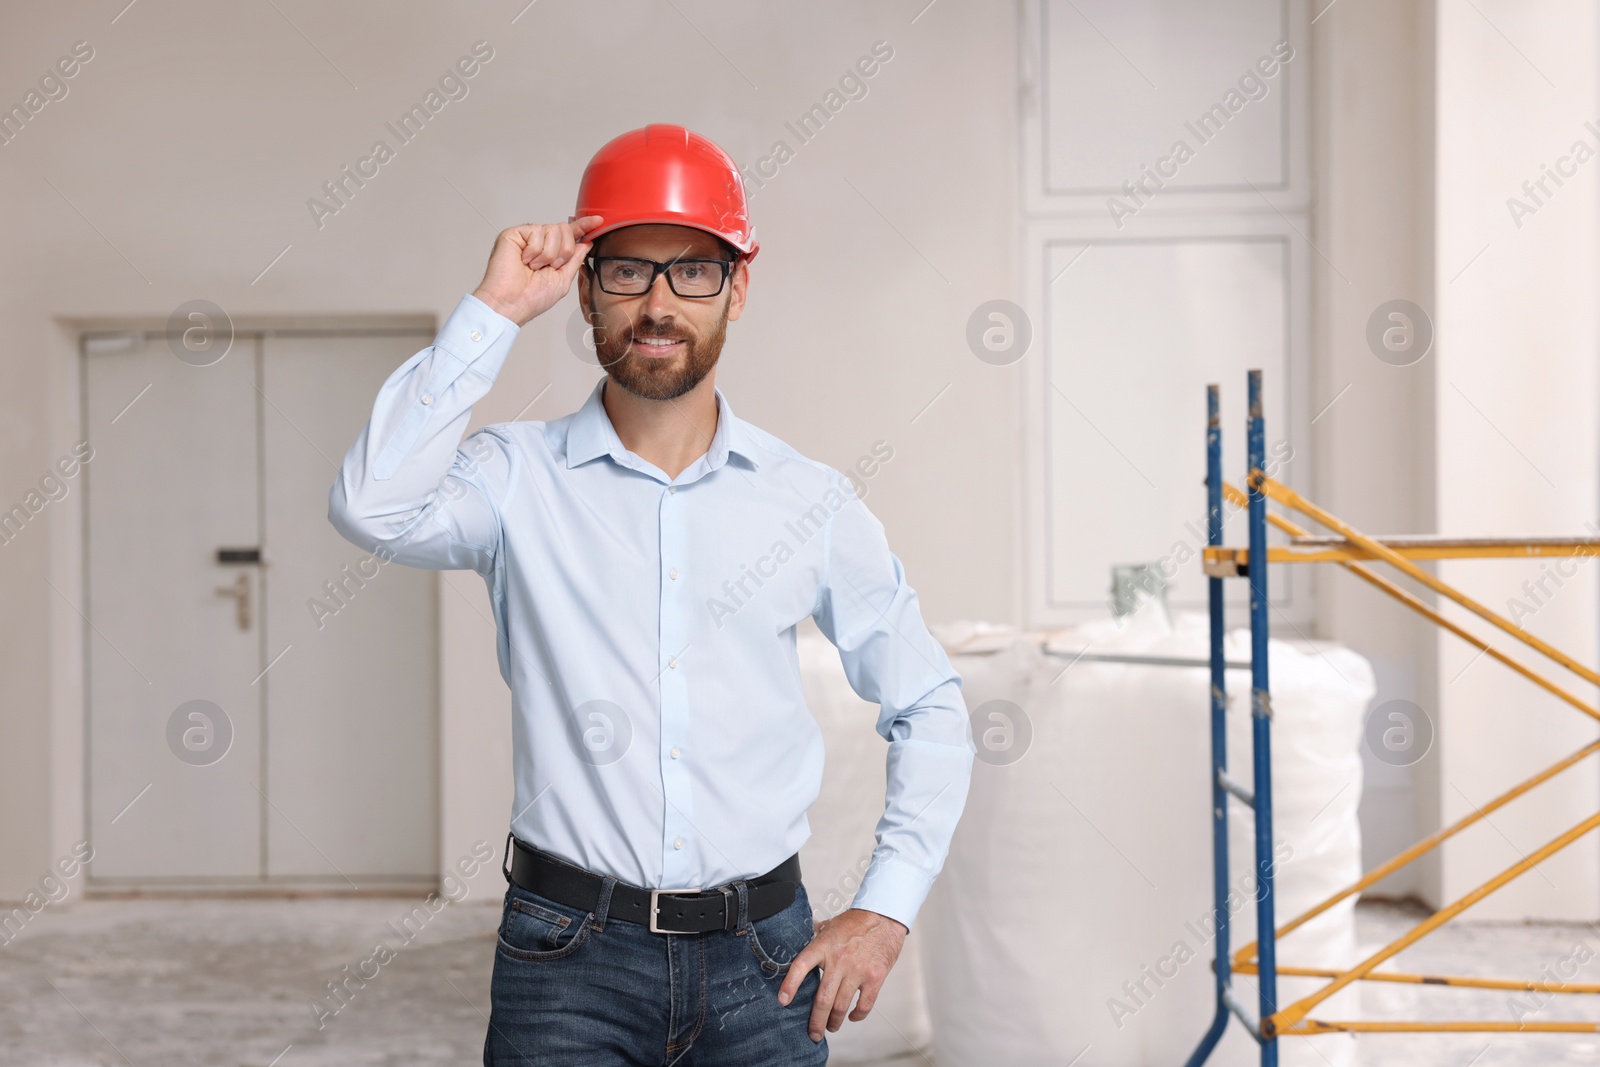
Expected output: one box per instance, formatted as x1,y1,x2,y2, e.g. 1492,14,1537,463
469,330,483,342
667,657,677,669
668,485,676,494
673,838,684,850
420,394,433,405
669,568,679,580
670,746,681,759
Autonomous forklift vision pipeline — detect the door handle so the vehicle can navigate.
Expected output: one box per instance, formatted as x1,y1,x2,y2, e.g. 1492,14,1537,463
213,572,251,631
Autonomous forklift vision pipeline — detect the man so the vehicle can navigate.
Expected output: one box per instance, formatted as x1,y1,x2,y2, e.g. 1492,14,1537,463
328,124,973,1065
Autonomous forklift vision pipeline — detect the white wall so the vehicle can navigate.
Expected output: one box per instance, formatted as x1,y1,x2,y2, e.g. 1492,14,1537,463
1312,0,1439,901
0,0,1017,897
1314,0,1600,918
1432,0,1600,920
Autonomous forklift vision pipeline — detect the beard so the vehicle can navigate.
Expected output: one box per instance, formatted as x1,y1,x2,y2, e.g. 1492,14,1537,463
589,296,729,402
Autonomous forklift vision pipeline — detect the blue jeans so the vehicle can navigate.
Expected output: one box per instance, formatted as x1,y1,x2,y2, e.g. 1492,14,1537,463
483,872,828,1065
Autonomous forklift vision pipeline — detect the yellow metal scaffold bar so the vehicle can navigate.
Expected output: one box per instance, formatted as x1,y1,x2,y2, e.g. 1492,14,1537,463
1234,961,1600,995
1216,480,1600,967
1197,468,1600,1043
1207,535,1600,566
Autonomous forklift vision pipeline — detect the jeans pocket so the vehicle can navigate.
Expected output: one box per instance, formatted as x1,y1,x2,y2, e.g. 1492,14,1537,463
746,884,814,976
497,886,594,962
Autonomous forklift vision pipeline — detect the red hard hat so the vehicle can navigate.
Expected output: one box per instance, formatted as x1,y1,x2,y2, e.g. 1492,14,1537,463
573,124,759,263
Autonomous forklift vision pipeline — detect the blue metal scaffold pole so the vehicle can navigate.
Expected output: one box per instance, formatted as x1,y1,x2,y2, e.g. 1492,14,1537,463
1185,370,1279,1067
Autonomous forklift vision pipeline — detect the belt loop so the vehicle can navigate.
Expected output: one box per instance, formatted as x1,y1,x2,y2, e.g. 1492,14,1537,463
501,831,514,885
593,875,617,931
733,879,751,933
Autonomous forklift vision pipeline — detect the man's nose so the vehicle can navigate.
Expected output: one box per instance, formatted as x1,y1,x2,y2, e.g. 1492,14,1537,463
642,271,679,320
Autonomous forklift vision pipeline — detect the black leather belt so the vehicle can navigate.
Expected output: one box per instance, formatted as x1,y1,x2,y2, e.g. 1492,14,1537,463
503,834,801,934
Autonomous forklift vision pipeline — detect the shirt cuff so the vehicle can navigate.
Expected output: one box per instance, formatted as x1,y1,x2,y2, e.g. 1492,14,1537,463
849,854,936,933
369,295,520,482
435,292,520,375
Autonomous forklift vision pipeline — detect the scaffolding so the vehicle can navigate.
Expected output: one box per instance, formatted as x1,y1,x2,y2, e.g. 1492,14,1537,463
1185,371,1600,1066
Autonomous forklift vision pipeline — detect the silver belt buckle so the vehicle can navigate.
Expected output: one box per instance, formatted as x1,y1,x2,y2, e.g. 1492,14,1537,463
648,886,701,934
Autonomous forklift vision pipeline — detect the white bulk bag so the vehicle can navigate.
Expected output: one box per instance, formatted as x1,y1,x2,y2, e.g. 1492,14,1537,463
919,606,1371,1067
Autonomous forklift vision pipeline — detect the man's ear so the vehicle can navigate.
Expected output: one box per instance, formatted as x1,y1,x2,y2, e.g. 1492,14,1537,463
576,266,593,317
725,256,749,323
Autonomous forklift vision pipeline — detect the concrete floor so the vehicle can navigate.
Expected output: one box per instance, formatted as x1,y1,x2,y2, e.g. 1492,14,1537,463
1349,899,1600,1067
0,892,926,1067
3,896,1599,1065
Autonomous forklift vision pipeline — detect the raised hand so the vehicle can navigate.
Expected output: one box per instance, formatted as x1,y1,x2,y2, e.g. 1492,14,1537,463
471,215,604,327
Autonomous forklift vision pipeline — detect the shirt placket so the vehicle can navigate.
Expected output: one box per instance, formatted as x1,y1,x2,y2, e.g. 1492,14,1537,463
658,480,696,887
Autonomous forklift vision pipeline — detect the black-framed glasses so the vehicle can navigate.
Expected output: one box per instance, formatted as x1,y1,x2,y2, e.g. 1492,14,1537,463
586,256,733,298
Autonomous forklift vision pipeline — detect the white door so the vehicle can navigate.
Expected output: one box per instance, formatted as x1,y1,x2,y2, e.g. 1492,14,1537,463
85,328,439,889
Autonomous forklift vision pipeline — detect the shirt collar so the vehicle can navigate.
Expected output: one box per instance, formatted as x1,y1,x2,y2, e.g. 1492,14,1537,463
564,377,762,473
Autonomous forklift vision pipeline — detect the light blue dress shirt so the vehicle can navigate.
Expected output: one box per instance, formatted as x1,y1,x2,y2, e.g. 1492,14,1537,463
328,293,973,930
